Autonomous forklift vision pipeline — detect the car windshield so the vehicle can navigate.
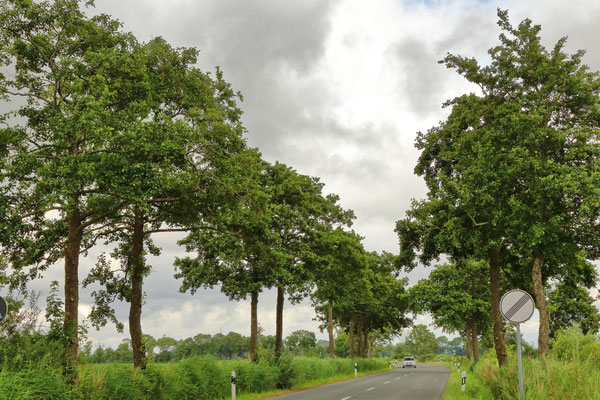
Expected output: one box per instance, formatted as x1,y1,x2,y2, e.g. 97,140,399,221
403,357,414,361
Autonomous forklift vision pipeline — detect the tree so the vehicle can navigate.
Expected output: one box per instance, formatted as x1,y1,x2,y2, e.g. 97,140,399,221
409,260,490,361
397,9,600,362
549,282,600,338
285,330,317,356
309,228,367,357
176,161,352,361
0,0,221,377
79,35,249,369
406,324,438,357
261,163,353,359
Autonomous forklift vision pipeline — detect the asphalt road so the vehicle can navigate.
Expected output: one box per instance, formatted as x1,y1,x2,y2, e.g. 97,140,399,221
269,363,450,400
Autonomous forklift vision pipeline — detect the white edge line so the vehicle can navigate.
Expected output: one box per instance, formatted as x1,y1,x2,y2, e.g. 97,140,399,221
366,387,375,391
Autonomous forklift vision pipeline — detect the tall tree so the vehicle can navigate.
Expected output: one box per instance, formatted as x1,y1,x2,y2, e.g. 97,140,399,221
397,9,600,362
263,162,353,359
309,228,367,357
81,36,249,369
0,0,158,378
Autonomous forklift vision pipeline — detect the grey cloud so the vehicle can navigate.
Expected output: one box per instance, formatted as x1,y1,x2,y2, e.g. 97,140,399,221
388,36,448,118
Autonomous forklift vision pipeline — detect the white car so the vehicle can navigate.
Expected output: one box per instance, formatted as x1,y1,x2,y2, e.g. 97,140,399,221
402,356,416,368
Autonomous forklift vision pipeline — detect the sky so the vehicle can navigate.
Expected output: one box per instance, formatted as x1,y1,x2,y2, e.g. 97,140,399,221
8,0,600,349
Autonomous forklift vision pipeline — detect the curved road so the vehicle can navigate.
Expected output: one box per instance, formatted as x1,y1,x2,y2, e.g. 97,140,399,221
270,363,449,400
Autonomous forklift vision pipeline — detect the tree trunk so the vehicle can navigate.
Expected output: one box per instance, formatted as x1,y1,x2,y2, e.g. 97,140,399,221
275,286,284,359
349,316,355,358
64,206,83,382
489,247,508,367
363,325,369,358
250,291,259,363
471,320,479,362
356,319,363,358
129,208,147,369
327,299,334,358
465,325,472,360
532,254,549,358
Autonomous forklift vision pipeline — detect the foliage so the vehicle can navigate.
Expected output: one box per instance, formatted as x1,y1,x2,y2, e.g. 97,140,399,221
405,324,438,357
548,282,600,338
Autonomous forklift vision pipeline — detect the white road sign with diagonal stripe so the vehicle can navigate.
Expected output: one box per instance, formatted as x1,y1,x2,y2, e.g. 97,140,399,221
500,289,535,323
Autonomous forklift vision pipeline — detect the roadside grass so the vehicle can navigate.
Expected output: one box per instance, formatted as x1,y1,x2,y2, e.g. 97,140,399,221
442,327,600,400
235,364,395,400
0,356,392,399
441,359,493,400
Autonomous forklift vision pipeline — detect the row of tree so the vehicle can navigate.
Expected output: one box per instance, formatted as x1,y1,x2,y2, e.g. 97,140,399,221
0,0,412,382
396,9,600,367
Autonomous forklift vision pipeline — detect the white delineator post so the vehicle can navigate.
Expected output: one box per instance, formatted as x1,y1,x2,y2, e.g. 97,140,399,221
231,371,236,400
355,362,358,378
461,371,466,392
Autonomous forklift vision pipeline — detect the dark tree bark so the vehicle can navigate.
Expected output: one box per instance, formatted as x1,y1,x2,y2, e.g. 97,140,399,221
532,254,549,358
327,299,334,358
275,286,284,359
363,324,369,358
489,247,508,367
471,319,479,362
64,205,83,381
357,319,364,358
465,325,472,360
250,291,259,363
129,208,147,369
349,316,356,358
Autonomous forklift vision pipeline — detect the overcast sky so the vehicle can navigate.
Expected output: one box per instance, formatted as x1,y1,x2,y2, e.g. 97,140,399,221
15,0,600,349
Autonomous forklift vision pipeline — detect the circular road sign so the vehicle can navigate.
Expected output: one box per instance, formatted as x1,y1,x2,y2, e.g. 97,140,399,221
0,296,7,322
500,289,535,323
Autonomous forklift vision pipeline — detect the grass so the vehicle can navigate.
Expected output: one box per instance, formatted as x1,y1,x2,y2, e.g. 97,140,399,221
0,356,392,399
442,327,600,400
236,364,394,399
441,359,493,400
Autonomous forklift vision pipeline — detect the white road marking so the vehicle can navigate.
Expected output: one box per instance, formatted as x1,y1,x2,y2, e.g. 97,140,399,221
367,387,375,391
384,381,390,384
404,374,408,376
341,397,352,400
395,377,400,380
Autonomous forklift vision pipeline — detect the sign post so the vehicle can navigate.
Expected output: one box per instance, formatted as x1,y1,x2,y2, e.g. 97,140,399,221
500,289,535,400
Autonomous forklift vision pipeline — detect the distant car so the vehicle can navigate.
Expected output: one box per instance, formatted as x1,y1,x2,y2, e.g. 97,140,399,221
402,356,416,368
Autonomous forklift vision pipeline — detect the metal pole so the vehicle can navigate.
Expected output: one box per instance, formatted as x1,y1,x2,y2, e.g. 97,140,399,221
516,324,523,400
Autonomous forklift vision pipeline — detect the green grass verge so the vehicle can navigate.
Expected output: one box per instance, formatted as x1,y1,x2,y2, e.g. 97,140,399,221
441,359,494,400
236,365,394,400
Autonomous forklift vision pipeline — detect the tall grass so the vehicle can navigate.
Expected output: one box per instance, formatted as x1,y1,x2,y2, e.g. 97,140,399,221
477,326,600,400
0,356,390,399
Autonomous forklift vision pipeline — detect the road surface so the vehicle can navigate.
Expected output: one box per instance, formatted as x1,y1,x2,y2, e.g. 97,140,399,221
269,363,449,400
